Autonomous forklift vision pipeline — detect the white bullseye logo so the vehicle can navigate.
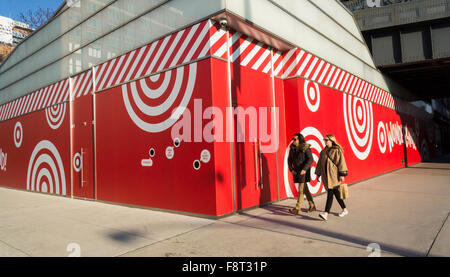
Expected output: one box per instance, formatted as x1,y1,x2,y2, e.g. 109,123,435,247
14,122,23,148
377,121,387,154
284,126,326,197
303,80,320,113
73,153,82,172
343,94,373,160
45,103,66,130
122,63,197,133
27,140,66,195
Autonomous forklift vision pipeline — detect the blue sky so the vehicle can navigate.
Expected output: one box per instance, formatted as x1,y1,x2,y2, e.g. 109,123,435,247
0,0,64,21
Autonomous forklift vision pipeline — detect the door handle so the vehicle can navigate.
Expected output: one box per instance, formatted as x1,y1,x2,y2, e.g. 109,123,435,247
254,138,259,189
258,140,263,190
81,148,87,188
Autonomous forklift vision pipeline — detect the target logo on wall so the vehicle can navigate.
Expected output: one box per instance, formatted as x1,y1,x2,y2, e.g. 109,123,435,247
45,103,66,130
73,153,82,172
303,80,321,113
343,94,374,160
121,63,197,133
377,121,388,154
27,140,67,195
14,122,23,148
283,126,326,197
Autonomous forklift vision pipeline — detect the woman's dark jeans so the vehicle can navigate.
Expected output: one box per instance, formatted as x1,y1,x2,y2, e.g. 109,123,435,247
325,187,346,213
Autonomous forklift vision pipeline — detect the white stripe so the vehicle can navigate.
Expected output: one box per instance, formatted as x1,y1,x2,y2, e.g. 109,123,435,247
98,59,116,90
361,83,369,99
357,81,366,97
231,37,254,63
381,90,387,105
4,103,11,120
374,89,380,104
72,76,82,98
344,75,354,93
124,47,147,83
341,73,352,91
36,88,47,110
49,82,61,106
18,97,27,117
18,95,29,116
12,98,23,118
116,50,137,83
349,77,359,95
324,66,336,86
252,49,271,71
354,79,363,97
0,105,5,120
241,42,263,67
15,97,25,117
41,84,55,108
78,73,92,98
36,88,48,110
106,54,126,88
95,63,107,88
377,89,384,104
340,74,350,91
13,98,22,117
4,103,12,119
25,92,36,113
367,86,374,101
311,60,325,81
56,80,69,103
158,30,185,71
362,84,370,100
281,50,304,78
265,51,281,74
83,80,93,96
304,57,319,79
380,91,387,106
373,88,380,102
48,82,60,107
317,63,330,84
334,71,346,89
3,103,12,119
213,41,228,58
62,80,71,102
215,31,241,58
172,23,201,66
274,48,296,76
296,53,312,76
146,36,171,75
183,22,211,63
7,100,17,119
200,23,224,57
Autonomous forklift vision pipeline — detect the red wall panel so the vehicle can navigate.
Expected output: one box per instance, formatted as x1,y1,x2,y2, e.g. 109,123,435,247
0,104,71,196
95,59,218,216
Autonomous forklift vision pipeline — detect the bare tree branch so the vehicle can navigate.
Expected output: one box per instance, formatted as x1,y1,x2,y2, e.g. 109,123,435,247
17,7,55,30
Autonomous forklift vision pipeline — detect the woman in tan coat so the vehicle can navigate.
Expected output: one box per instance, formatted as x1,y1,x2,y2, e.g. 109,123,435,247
315,134,348,221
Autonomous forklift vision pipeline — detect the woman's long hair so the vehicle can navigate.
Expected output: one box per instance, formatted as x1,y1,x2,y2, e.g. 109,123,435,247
294,133,306,144
325,134,344,153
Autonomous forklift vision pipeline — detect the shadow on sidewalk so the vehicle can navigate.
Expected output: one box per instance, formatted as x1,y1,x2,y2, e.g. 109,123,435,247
236,208,424,257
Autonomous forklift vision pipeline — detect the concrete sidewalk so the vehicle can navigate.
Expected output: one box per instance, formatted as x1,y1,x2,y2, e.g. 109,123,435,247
1,161,449,257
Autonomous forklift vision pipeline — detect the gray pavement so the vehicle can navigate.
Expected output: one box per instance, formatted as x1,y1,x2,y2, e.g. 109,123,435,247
0,160,449,257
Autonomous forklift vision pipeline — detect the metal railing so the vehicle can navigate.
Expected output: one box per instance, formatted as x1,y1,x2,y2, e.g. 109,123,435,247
343,0,450,30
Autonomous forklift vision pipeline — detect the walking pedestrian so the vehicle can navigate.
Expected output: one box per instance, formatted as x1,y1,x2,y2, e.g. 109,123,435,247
315,134,349,221
288,133,316,215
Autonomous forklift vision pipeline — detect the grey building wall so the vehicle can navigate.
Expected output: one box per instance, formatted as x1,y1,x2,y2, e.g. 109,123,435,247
0,0,414,105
